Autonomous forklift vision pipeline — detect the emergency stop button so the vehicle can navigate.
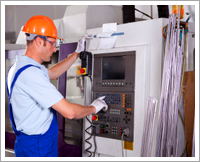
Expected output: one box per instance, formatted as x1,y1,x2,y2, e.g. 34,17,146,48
92,115,98,121
80,68,86,75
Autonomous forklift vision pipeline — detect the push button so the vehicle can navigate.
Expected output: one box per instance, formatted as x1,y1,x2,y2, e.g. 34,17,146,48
80,68,86,75
80,68,85,74
92,115,98,121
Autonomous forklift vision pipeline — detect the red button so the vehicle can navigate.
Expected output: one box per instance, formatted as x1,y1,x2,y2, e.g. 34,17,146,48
120,132,122,136
92,115,97,121
80,68,85,74
101,129,104,133
120,127,122,130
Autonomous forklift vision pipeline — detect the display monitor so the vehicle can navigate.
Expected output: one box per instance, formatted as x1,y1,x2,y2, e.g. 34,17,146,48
102,56,125,80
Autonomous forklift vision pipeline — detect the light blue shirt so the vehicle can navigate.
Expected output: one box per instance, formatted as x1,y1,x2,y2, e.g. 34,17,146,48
7,55,63,135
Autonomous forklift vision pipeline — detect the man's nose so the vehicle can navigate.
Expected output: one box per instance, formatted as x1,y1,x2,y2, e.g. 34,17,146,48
53,46,57,52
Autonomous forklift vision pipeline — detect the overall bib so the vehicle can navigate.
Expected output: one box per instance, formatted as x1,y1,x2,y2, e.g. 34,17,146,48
6,64,59,157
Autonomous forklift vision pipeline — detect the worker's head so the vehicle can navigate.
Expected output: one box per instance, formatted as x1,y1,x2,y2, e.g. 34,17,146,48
22,15,63,62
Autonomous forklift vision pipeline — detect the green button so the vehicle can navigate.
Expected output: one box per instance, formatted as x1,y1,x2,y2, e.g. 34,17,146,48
101,124,104,128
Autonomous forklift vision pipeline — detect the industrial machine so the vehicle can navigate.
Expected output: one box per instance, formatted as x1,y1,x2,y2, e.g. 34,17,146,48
81,18,195,157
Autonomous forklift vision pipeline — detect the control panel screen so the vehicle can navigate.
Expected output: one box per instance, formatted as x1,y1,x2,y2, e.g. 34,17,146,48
102,56,125,80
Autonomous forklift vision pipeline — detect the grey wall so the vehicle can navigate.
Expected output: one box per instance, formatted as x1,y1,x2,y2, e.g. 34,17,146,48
5,5,68,43
5,5,195,44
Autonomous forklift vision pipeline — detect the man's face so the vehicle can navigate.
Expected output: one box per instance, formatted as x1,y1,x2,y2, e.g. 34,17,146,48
41,37,57,62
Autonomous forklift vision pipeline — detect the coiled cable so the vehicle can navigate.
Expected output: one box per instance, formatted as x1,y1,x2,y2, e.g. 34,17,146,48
85,116,93,157
84,74,97,157
93,134,97,157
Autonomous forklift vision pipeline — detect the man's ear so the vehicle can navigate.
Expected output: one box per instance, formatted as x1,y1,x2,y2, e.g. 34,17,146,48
34,37,43,47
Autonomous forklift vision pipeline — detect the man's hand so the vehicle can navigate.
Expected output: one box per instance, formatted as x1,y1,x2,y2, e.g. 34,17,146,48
90,96,108,114
75,34,93,53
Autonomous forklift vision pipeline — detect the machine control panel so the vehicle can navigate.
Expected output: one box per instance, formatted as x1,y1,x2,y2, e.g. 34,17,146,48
92,51,136,142
92,92,134,141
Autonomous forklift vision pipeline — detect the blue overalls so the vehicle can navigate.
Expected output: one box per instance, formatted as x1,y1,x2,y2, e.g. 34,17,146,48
6,64,59,157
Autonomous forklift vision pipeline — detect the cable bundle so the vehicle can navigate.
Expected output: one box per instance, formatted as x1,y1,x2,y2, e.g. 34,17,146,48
155,7,185,157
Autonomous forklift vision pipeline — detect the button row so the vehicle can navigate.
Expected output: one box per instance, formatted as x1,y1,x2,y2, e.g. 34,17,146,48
102,82,124,86
112,132,118,135
110,109,120,115
112,126,118,130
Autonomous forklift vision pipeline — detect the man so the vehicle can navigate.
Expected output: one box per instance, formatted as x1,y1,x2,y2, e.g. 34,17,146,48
6,15,107,157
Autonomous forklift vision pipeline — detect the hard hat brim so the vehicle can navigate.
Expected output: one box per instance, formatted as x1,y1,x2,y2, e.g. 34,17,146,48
55,36,64,40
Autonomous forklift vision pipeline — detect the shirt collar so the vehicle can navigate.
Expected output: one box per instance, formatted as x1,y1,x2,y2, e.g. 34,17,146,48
16,55,44,68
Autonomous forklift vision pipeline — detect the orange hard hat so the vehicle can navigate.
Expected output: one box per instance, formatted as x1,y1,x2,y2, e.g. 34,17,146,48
22,15,63,40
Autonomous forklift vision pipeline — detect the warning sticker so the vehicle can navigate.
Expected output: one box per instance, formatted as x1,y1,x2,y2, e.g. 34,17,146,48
124,141,133,151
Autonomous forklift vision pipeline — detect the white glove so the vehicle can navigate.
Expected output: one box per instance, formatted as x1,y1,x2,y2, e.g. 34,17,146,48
75,34,93,53
90,96,108,114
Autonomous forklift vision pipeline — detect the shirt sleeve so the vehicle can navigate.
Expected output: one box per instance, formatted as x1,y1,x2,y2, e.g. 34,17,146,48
19,67,64,109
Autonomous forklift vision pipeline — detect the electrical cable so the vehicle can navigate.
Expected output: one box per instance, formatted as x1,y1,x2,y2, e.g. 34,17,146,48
84,73,97,157
121,133,124,157
162,24,188,40
162,25,168,39
85,116,93,157
177,16,190,157
93,133,97,157
88,74,97,157
83,39,96,157
135,8,153,19
161,19,187,156
178,18,189,156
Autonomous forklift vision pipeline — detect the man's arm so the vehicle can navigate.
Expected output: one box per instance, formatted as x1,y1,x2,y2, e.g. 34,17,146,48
52,96,108,119
48,52,79,80
52,98,96,119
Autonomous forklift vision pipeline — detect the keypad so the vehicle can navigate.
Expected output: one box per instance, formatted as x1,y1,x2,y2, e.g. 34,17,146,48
125,94,132,108
96,93,121,105
111,126,118,135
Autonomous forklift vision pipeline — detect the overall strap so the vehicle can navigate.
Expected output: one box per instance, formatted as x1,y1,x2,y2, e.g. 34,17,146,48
6,64,40,133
